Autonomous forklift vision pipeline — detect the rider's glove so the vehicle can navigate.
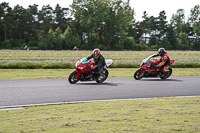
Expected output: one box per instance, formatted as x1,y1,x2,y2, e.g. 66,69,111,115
91,65,96,70
154,64,159,68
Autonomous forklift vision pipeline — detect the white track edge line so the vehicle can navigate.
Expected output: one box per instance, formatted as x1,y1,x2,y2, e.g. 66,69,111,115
0,95,200,110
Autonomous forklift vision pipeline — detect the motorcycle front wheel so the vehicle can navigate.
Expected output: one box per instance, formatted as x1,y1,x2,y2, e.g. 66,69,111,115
96,69,109,83
68,71,79,84
134,69,143,80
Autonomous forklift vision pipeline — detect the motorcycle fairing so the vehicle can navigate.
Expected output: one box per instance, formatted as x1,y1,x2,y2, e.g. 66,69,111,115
74,69,82,78
75,58,96,78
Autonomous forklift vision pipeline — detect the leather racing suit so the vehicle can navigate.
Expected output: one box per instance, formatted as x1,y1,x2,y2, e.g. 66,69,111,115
152,52,171,72
86,54,106,75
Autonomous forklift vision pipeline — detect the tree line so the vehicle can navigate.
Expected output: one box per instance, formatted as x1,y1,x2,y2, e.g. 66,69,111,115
0,0,200,50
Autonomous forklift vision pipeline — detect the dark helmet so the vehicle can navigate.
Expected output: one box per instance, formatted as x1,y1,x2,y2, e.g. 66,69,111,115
93,48,100,59
158,48,166,56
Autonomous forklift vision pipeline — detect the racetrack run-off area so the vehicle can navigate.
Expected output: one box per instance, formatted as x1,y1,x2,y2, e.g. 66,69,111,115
0,77,200,108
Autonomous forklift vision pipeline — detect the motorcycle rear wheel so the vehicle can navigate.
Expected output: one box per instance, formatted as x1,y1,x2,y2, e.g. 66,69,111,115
68,71,79,84
160,67,172,80
96,69,109,83
134,69,143,80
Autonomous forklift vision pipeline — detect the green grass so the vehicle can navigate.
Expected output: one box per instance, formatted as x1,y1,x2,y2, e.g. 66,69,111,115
0,50,200,68
0,97,200,133
1,50,200,132
0,68,200,79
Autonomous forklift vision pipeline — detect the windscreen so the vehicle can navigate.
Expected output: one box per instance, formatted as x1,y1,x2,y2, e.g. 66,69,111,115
81,58,89,64
143,56,152,64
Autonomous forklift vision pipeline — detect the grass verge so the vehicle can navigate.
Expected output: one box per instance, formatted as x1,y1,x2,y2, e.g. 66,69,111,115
1,97,200,133
0,68,200,79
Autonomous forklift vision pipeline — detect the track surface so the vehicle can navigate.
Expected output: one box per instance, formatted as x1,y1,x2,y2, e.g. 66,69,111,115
0,77,200,108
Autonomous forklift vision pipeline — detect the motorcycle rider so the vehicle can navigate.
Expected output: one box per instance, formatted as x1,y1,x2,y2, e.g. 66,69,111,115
86,48,106,76
152,48,171,73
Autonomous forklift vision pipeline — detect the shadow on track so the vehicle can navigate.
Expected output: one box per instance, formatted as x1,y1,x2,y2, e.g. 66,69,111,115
76,82,119,86
140,78,183,82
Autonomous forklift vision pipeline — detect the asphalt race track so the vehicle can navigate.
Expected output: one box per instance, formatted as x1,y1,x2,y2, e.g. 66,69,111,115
0,77,200,108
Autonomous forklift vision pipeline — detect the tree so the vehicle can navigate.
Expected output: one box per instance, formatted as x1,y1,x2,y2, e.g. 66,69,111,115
157,11,168,42
128,21,141,43
62,26,80,49
38,5,54,35
70,0,85,45
139,11,149,44
0,3,5,41
189,4,200,34
1,2,15,40
159,37,172,50
148,16,159,45
176,32,190,50
27,4,40,47
166,24,178,49
189,4,200,49
71,0,134,48
1,1,200,50
170,9,185,35
45,27,63,49
13,5,26,41
122,36,136,49
45,28,54,49
54,27,62,50
53,4,71,32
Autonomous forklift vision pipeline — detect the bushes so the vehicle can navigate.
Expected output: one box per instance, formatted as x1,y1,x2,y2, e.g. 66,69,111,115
1,40,14,49
122,37,136,49
61,27,80,50
193,41,200,50
0,39,26,49
0,32,198,51
176,32,190,50
159,37,172,50
134,44,149,50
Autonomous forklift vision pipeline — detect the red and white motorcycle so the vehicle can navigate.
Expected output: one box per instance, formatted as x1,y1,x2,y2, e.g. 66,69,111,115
68,58,113,84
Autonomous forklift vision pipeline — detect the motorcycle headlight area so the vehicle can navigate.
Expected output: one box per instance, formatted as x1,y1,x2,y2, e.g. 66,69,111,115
77,67,84,70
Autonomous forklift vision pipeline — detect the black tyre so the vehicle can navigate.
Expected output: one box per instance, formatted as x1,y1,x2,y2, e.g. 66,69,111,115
96,69,109,83
134,69,143,80
68,71,79,84
160,67,172,80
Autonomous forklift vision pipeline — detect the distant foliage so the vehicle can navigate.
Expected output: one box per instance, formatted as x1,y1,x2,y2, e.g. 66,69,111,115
0,1,200,50
62,27,80,49
160,37,172,50
176,32,190,50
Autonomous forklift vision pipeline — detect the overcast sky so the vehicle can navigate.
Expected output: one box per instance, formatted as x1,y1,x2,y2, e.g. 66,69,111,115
1,0,200,22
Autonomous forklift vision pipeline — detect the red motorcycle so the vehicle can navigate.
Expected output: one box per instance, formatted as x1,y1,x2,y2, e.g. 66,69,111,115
68,58,113,84
134,55,175,80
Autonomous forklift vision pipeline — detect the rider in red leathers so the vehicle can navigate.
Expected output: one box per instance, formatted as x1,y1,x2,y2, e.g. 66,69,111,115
152,48,171,73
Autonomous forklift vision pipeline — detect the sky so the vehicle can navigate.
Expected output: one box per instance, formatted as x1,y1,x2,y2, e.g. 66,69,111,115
1,0,200,22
